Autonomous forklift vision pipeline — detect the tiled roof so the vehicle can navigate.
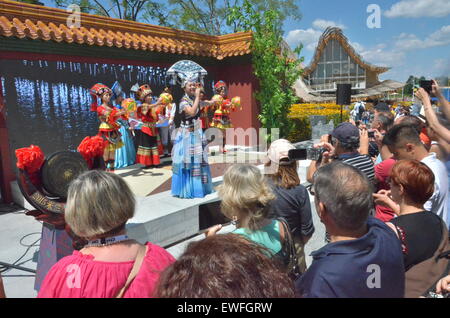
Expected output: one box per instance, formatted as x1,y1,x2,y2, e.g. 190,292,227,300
0,0,251,60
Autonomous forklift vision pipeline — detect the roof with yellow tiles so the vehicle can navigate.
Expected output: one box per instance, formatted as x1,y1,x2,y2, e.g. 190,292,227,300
0,0,252,60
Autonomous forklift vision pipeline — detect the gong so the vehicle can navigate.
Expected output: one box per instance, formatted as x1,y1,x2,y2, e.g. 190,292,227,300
41,151,88,200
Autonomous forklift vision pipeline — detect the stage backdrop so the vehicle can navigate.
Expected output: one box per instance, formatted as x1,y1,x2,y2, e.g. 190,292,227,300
0,59,217,166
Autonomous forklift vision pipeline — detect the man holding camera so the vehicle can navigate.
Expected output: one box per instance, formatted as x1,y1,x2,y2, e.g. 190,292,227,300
307,122,375,184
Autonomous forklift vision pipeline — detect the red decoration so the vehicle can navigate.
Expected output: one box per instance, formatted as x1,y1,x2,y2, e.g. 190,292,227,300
77,136,107,168
15,145,45,174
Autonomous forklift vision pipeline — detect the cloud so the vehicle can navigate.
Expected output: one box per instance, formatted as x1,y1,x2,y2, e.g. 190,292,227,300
433,58,450,77
285,19,347,51
285,28,323,51
312,19,346,31
350,42,364,53
385,0,450,18
394,25,450,50
360,46,406,68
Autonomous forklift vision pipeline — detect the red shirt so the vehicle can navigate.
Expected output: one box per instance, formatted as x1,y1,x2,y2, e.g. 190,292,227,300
374,158,396,222
38,242,175,298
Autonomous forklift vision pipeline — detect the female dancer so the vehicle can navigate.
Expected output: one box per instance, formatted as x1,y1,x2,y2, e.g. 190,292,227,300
111,81,136,168
135,84,162,168
90,83,125,172
171,81,213,198
210,81,237,153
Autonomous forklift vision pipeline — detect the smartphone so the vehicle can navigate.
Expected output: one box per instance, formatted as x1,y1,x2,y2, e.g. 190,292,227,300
368,130,375,138
288,148,307,161
420,80,433,95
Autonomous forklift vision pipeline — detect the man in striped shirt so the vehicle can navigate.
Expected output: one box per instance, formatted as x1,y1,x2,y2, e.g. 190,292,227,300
307,122,375,185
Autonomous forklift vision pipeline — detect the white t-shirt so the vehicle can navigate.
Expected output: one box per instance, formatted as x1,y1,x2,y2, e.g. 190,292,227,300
421,152,449,226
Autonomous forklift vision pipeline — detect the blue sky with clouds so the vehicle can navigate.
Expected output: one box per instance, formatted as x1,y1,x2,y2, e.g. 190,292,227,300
283,0,450,82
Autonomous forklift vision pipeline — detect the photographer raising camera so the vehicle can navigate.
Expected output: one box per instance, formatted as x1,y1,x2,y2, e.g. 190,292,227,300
307,122,375,185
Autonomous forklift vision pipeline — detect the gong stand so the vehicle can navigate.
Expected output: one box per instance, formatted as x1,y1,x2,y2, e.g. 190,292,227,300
15,151,91,290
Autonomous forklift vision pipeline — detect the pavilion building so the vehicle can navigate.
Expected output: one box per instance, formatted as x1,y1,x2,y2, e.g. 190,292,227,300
294,27,405,102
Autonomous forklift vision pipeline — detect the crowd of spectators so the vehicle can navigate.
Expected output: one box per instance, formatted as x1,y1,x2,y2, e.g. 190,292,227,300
4,81,450,299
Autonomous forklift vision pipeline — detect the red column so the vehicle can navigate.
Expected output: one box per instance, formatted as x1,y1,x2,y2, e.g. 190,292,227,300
216,62,260,146
0,77,14,203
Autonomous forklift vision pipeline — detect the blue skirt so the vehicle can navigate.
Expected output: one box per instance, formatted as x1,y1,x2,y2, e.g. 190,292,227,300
115,123,136,168
171,122,213,198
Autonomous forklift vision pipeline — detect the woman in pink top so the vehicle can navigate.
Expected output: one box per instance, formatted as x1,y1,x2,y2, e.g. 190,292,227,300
38,170,175,298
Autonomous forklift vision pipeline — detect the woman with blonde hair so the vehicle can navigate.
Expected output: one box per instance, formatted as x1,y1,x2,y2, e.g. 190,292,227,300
208,164,284,258
264,139,314,273
38,170,175,298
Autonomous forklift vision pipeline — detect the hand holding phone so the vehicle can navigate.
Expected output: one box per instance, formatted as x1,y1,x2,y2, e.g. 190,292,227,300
420,80,433,95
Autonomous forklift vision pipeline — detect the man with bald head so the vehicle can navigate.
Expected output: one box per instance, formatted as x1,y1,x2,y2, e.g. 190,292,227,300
296,161,405,298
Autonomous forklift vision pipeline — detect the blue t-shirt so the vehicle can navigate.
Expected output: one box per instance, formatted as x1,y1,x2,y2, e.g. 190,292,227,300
296,217,405,298
233,220,282,256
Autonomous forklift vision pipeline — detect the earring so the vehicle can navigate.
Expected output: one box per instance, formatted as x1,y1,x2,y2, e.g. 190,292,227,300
231,216,238,226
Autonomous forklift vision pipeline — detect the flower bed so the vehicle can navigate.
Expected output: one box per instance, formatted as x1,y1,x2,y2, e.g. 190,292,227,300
287,103,350,142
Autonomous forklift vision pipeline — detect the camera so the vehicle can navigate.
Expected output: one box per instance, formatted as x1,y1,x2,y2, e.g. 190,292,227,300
288,147,328,161
307,147,327,161
420,80,433,95
368,130,375,138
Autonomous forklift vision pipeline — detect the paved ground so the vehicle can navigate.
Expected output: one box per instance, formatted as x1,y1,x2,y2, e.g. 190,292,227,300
0,149,325,298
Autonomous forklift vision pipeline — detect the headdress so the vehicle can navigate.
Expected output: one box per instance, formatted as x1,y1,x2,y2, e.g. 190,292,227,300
90,83,112,112
111,81,124,104
214,80,227,94
136,84,152,102
130,83,139,94
166,60,208,88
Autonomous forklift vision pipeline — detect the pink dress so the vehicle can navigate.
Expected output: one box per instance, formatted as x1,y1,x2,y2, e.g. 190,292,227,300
37,242,175,298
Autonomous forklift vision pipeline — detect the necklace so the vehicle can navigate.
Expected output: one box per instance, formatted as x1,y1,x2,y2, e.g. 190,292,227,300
85,234,130,247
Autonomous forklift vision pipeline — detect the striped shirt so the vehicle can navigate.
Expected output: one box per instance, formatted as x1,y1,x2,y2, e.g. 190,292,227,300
338,153,375,182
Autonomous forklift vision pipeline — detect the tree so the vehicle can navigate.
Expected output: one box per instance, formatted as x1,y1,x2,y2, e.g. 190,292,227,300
51,0,301,35
53,0,159,20
16,0,44,4
226,0,303,141
404,75,416,96
160,0,301,35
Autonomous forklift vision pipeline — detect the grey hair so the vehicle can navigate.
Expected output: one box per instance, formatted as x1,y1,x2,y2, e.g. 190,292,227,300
65,170,135,239
313,161,373,231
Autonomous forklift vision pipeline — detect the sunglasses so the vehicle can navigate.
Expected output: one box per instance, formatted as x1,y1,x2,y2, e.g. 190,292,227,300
306,184,316,196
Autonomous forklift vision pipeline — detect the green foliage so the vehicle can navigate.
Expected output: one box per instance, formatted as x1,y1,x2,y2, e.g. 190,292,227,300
15,0,44,4
226,0,303,141
53,0,157,20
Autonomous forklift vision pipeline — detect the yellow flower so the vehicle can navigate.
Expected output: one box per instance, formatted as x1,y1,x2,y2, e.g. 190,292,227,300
289,103,349,119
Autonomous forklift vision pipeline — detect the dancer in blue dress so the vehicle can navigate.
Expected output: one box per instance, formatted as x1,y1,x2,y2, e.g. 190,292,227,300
171,80,213,198
112,81,136,168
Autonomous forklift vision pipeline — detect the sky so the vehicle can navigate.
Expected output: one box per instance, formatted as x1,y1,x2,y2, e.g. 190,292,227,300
282,0,450,82
39,0,450,83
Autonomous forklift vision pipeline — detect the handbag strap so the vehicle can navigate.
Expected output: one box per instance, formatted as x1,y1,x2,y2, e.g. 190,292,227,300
115,245,147,298
277,218,296,256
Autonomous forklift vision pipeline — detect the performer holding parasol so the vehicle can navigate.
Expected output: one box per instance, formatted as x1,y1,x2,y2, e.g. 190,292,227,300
111,81,136,168
90,83,126,172
167,60,213,199
135,84,162,168
210,80,241,153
